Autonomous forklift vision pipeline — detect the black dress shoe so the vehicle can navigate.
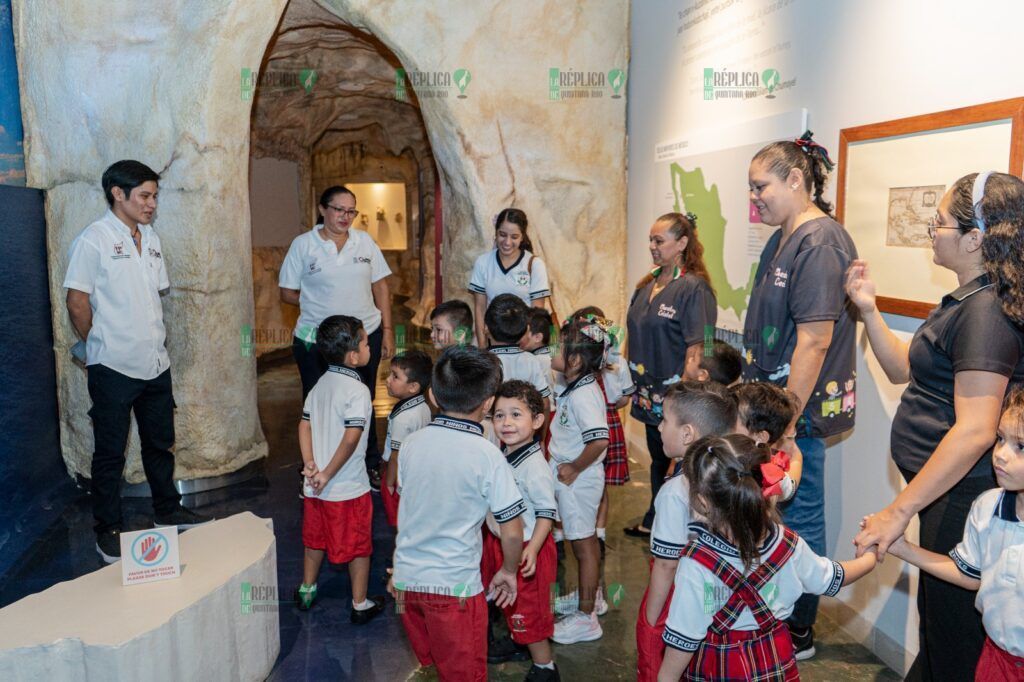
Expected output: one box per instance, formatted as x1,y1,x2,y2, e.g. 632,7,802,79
154,506,214,529
488,634,531,664
623,524,651,538
350,596,385,624
525,663,561,681
96,529,122,564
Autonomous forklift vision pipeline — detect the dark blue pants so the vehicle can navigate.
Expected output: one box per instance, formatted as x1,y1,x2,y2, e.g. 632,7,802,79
782,436,826,629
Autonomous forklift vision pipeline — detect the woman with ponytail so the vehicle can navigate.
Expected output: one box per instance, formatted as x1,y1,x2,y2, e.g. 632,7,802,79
849,172,1024,680
623,212,718,538
657,435,877,681
741,131,859,657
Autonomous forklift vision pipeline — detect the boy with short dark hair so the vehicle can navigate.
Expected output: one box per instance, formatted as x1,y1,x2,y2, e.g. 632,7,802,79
295,315,383,624
430,299,474,349
521,307,556,398
688,338,742,386
488,380,560,680
381,350,433,528
636,380,737,681
484,295,551,432
390,346,526,680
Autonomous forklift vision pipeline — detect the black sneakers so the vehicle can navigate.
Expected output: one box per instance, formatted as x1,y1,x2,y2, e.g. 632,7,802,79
790,625,816,661
154,506,214,529
525,663,561,681
95,529,121,564
488,633,531,664
350,596,385,624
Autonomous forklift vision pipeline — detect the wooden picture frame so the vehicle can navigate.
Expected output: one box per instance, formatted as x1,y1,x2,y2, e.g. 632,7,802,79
836,98,1024,318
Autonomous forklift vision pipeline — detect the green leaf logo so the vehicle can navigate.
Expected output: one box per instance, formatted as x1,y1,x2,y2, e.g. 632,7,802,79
608,69,625,98
607,582,625,607
454,69,471,98
762,325,779,350
300,69,318,94
762,68,780,97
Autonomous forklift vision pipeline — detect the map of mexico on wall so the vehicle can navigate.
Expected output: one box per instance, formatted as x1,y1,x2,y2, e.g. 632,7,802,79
654,111,806,333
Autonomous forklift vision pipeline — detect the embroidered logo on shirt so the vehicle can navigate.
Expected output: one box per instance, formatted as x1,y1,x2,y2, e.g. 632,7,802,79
308,258,321,274
773,268,788,288
353,256,371,265
657,303,677,319
148,247,161,259
514,270,529,286
558,408,569,427
111,242,130,260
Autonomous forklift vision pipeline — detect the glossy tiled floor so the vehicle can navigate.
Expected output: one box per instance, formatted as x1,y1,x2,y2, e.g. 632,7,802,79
0,361,901,681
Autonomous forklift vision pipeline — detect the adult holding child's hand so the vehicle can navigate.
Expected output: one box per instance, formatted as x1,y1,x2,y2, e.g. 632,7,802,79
850,172,1024,680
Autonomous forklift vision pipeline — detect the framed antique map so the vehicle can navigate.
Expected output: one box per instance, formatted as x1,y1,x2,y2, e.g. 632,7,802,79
836,98,1024,318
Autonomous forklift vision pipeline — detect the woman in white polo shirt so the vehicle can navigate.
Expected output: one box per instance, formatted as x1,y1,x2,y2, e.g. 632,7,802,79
468,208,551,347
280,185,394,468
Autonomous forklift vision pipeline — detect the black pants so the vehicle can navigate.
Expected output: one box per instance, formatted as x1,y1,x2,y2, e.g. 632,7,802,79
87,364,181,534
641,423,670,529
292,326,382,467
901,467,992,682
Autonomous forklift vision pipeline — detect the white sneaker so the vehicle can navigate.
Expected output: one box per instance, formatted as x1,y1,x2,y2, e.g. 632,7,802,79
553,589,579,616
552,610,602,644
594,588,608,617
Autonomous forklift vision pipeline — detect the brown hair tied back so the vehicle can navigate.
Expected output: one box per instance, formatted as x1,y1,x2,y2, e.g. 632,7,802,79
494,208,534,253
635,212,716,295
753,130,835,218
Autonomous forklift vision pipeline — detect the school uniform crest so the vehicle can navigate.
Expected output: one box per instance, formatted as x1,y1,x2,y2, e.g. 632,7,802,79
514,270,530,286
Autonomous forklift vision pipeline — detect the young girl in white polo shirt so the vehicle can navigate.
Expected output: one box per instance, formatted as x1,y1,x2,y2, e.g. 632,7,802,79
548,318,611,645
887,387,1024,680
658,434,878,681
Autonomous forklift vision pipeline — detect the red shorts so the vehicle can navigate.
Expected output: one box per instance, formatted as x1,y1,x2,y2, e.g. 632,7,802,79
976,637,1024,681
636,582,673,682
492,535,557,645
302,493,372,564
398,590,487,681
382,484,400,528
481,531,501,589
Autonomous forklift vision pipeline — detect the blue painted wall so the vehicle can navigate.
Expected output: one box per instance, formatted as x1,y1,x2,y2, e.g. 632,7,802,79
0,0,25,186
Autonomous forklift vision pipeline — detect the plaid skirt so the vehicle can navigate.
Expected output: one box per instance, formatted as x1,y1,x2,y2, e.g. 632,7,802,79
603,404,629,484
683,621,800,682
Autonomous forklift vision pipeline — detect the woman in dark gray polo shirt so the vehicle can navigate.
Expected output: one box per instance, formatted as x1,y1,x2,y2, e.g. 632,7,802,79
624,212,717,536
742,132,858,657
850,172,1024,681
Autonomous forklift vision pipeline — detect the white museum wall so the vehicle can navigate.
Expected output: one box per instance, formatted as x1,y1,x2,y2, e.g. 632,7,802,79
627,0,1024,674
250,157,304,248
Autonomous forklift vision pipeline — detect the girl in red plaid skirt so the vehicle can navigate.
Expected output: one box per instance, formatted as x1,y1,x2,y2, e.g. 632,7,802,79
658,435,878,681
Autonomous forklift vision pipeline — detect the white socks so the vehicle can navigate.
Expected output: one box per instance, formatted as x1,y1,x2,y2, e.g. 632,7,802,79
352,599,374,611
596,527,606,540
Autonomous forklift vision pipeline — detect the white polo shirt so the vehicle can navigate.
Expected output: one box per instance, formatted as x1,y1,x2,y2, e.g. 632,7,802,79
663,523,844,652
489,345,552,399
394,416,525,596
63,210,171,380
548,373,609,465
950,488,1024,657
279,227,392,343
486,442,557,541
531,347,557,398
650,473,692,559
603,360,636,405
468,249,550,306
300,365,372,501
382,394,431,462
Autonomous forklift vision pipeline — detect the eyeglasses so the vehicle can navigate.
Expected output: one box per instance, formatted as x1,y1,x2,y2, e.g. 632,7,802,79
926,215,961,240
327,205,359,218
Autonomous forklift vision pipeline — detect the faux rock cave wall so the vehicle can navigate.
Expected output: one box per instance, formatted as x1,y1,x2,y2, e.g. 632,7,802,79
15,0,628,481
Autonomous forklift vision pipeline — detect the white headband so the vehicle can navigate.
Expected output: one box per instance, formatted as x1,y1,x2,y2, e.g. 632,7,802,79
972,171,995,232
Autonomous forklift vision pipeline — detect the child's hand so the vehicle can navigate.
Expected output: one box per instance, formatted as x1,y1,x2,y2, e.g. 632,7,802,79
386,576,396,598
488,568,518,609
887,535,909,559
309,470,331,494
302,461,318,478
520,545,538,578
557,462,579,486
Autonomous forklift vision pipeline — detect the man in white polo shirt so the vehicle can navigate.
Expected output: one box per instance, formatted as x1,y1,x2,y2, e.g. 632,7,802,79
64,160,211,564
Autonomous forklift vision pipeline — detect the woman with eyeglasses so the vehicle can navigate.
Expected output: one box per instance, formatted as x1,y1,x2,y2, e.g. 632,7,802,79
742,132,859,660
279,185,394,471
848,172,1024,680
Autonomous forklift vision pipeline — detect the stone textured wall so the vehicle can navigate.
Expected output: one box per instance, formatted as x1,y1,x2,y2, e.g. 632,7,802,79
15,0,628,482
